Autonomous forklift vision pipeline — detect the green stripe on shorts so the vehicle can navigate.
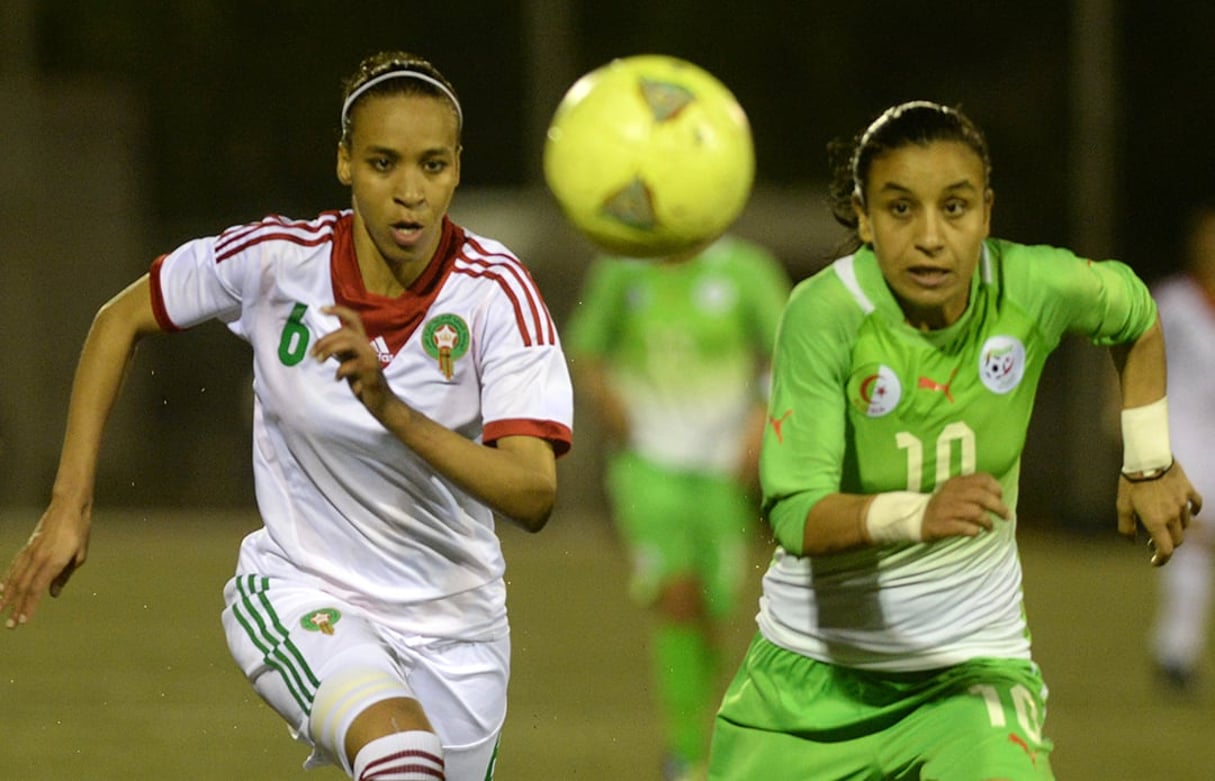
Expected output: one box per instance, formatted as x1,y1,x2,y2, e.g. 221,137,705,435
233,575,321,714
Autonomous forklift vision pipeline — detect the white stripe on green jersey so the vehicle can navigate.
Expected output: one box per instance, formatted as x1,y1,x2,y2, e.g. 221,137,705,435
757,238,1156,671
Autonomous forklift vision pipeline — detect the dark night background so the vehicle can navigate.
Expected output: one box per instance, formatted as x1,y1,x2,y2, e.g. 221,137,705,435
2,1,1212,519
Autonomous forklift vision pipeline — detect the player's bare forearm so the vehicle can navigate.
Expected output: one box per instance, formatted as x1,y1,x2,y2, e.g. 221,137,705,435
802,474,1007,556
801,493,874,555
315,305,559,530
1109,314,1203,565
1109,316,1165,407
2,275,162,628
53,276,161,501
376,399,557,531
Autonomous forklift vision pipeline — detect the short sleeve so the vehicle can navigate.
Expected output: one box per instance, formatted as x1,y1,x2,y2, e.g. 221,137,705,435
997,241,1157,348
150,234,248,330
478,280,574,456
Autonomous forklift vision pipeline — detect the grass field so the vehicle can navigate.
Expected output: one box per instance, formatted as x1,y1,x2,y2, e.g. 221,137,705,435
1,507,1212,780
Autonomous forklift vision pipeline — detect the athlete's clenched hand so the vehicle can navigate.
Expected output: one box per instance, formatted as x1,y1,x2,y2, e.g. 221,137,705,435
921,473,1011,541
1117,460,1203,566
313,305,400,421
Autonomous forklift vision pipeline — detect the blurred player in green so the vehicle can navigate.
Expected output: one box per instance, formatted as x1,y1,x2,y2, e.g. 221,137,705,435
707,101,1202,780
565,235,791,781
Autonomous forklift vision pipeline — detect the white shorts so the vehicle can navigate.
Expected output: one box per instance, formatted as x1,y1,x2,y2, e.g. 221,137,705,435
221,574,509,780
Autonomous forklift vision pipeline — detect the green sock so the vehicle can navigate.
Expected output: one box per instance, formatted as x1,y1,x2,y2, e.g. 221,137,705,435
653,622,716,764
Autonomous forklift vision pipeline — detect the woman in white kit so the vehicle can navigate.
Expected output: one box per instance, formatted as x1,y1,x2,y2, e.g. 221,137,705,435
0,50,574,781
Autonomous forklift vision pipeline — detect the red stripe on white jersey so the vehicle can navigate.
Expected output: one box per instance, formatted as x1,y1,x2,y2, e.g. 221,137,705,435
213,213,328,251
215,212,342,264
457,237,555,346
148,254,183,332
484,418,572,456
451,263,538,347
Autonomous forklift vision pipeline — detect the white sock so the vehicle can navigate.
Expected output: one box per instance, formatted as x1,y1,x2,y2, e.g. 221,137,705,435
352,731,445,781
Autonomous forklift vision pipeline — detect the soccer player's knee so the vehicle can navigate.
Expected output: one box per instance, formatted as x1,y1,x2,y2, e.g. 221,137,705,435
308,663,416,769
658,577,706,622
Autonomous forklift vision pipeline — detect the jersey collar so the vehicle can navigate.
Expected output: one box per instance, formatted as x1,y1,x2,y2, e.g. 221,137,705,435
330,212,466,364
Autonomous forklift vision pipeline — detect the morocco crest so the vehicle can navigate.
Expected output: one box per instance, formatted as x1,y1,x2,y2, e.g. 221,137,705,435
422,314,471,380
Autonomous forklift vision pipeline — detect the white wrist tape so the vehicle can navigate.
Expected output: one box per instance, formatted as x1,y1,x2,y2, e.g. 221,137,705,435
865,491,930,544
1121,396,1172,473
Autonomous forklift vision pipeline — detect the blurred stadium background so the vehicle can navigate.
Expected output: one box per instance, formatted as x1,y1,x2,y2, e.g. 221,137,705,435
2,1,1213,779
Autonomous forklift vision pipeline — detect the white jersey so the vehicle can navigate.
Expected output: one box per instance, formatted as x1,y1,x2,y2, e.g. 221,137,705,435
151,211,573,643
1154,274,1215,499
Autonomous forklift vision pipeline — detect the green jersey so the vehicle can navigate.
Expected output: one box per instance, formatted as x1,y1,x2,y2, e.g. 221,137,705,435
565,235,790,474
758,239,1156,671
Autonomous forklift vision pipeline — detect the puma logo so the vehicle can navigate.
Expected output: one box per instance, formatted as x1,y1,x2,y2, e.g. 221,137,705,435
769,409,793,443
1008,732,1039,768
917,367,959,403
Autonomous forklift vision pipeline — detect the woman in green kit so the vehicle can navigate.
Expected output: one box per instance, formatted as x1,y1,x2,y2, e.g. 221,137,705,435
566,235,791,781
707,101,1201,780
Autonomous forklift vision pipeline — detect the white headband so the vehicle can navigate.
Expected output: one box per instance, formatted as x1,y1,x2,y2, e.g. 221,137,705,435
858,101,951,150
340,70,463,130
852,101,954,199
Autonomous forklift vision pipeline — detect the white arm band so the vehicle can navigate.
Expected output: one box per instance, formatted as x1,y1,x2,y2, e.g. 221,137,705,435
865,491,930,544
1121,396,1172,473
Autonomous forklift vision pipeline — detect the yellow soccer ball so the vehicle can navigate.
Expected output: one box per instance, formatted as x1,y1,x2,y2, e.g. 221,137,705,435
543,55,755,258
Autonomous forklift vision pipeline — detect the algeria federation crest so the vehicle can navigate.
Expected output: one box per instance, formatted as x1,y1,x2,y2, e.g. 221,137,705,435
422,314,471,380
979,335,1026,395
850,363,902,417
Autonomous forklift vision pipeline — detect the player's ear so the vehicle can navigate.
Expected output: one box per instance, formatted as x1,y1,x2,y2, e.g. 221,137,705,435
336,144,353,186
854,192,874,244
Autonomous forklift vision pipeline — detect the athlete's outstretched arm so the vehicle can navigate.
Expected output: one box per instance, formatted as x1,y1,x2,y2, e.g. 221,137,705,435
1,275,164,628
1110,316,1203,566
313,305,558,532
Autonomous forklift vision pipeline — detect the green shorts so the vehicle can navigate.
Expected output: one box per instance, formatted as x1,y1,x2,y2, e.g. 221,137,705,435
606,450,754,618
709,634,1055,781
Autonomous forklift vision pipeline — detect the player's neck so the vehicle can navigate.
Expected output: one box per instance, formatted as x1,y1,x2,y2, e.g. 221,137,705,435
358,255,409,297
353,236,433,297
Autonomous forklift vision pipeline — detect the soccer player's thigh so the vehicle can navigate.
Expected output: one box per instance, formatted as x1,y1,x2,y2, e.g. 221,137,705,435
221,575,395,751
222,578,398,728
401,634,510,780
709,637,876,781
606,452,697,603
908,661,1055,781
